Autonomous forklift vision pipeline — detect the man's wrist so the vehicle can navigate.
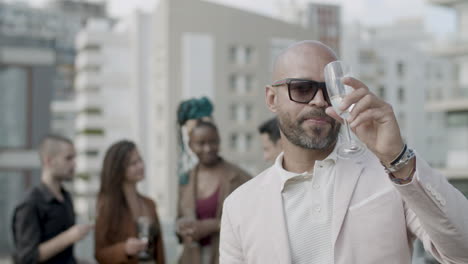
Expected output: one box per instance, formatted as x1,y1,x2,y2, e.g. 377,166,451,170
379,141,405,166
380,144,415,173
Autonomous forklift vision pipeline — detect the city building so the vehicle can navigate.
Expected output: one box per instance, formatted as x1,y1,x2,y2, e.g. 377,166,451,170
425,0,468,187
342,16,464,264
73,17,138,209
72,1,337,261
0,2,55,255
277,0,341,54
0,0,106,258
341,19,452,170
152,0,335,220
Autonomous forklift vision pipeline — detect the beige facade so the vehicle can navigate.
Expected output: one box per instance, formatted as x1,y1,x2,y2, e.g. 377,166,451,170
152,0,330,219
426,0,468,179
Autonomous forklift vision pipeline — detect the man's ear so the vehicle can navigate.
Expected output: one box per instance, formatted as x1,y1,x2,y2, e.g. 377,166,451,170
43,155,54,168
265,85,278,113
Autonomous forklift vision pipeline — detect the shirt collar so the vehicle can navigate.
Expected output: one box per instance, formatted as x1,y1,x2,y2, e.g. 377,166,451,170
38,182,66,203
274,140,339,192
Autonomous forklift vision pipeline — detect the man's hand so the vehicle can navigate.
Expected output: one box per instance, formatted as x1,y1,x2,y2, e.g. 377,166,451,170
67,224,93,243
39,224,93,262
125,237,148,256
325,76,405,163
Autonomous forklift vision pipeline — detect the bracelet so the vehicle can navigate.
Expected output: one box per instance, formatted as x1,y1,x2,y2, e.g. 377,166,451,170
381,146,415,173
388,160,416,184
390,144,407,166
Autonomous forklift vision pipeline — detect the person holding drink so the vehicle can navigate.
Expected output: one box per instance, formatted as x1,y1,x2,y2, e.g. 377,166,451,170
219,40,468,263
177,120,251,264
95,140,165,264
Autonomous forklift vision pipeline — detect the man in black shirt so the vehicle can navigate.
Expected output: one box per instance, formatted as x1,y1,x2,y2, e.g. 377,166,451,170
12,135,92,264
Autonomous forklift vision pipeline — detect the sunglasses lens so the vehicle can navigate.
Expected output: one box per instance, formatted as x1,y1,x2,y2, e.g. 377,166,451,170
289,81,318,103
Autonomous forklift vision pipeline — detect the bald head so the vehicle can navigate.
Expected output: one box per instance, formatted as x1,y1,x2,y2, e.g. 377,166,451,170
39,135,73,164
272,40,337,81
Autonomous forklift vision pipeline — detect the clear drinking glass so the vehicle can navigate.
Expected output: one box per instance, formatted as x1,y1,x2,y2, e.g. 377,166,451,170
176,215,198,248
324,60,365,159
136,216,151,259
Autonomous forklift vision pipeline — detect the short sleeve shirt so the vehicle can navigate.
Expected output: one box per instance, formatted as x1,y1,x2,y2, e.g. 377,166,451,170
12,183,76,264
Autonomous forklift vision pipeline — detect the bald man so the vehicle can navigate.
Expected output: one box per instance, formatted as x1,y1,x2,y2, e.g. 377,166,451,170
219,41,468,264
12,135,92,264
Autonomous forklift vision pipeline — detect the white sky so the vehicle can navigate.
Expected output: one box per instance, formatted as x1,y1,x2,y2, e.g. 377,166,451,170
26,0,456,36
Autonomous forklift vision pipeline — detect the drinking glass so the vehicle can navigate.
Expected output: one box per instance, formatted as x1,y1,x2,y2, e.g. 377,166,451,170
176,215,198,248
136,216,151,259
324,60,365,159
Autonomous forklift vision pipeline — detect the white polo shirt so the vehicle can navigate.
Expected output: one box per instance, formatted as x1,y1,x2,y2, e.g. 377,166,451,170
275,148,337,264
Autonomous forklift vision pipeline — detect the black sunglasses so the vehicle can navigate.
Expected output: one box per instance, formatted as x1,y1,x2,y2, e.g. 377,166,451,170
271,78,330,104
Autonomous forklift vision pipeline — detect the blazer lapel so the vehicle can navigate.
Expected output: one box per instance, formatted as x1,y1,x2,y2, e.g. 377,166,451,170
332,154,365,247
261,170,292,264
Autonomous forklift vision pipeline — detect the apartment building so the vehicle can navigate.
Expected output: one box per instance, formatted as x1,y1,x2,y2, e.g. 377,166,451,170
152,0,336,219
342,19,453,170
425,0,468,187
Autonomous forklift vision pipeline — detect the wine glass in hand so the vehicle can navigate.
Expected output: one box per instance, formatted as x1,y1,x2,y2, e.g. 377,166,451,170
136,216,151,259
324,60,365,159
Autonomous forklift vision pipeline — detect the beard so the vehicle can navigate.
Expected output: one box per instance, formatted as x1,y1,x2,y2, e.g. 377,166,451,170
53,169,74,182
278,108,340,150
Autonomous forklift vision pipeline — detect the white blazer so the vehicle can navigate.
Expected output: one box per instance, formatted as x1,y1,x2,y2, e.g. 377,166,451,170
219,151,468,264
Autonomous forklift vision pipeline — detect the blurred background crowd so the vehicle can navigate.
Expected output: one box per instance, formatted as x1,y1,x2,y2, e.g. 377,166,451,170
1,0,468,263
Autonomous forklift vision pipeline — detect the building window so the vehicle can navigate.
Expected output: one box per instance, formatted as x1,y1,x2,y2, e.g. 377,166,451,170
82,107,102,115
245,104,253,121
245,133,253,150
229,45,255,65
377,64,385,76
230,133,238,151
450,180,468,198
82,65,100,73
245,75,253,92
0,171,25,251
447,111,468,127
359,50,375,64
229,74,237,92
377,85,385,99
84,44,101,52
398,112,406,133
229,46,237,64
230,104,238,121
0,66,28,148
84,149,99,157
245,46,254,64
398,86,405,103
397,61,405,77
79,128,104,136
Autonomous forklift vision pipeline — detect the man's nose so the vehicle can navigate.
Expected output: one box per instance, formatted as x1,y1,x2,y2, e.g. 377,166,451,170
203,144,213,152
308,89,329,108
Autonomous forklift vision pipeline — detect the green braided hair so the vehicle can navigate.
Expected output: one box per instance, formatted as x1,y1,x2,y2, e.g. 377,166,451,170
176,97,214,185
177,97,213,126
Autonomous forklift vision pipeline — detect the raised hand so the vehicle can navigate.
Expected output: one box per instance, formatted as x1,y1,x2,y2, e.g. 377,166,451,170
325,76,404,163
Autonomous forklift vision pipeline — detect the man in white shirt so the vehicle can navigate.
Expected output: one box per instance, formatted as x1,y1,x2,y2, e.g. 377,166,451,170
219,40,468,264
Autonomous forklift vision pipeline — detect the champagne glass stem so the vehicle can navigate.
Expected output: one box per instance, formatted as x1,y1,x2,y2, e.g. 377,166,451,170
343,118,353,145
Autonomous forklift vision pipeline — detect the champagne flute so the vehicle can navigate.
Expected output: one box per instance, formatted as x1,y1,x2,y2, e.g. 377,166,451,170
136,216,151,259
324,60,365,159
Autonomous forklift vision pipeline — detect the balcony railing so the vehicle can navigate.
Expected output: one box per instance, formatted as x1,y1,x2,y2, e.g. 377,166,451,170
427,35,468,56
426,0,461,7
426,85,468,112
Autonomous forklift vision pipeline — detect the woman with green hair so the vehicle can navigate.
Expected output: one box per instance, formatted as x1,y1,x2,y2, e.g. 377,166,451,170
177,97,214,185
175,97,251,264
